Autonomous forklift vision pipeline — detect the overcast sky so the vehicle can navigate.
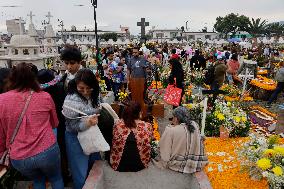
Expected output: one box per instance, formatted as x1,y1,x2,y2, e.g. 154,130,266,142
0,0,283,35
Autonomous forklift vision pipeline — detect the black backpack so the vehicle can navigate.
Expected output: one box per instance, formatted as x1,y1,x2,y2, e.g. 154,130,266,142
204,65,215,85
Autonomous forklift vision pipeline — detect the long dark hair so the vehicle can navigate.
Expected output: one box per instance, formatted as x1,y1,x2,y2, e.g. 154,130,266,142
122,101,141,128
0,68,10,94
168,58,184,87
67,69,100,107
169,58,184,78
6,62,40,92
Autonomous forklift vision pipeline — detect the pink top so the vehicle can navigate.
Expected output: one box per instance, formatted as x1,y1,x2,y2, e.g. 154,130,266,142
0,90,58,160
227,60,240,75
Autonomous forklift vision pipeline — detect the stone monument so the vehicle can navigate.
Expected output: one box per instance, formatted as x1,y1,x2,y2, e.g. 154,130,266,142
137,18,149,43
0,17,47,69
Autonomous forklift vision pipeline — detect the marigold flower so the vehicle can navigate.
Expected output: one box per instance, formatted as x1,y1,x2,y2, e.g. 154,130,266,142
256,158,272,170
263,149,276,157
217,113,225,121
272,166,283,176
273,146,284,155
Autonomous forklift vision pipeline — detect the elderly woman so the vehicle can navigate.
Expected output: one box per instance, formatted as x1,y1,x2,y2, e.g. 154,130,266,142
153,106,208,173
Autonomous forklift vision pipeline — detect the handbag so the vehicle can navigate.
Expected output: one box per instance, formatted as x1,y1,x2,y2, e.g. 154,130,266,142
63,105,110,155
0,91,34,167
163,79,182,106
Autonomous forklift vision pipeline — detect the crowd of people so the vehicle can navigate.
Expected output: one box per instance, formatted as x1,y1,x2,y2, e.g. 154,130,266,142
0,42,283,189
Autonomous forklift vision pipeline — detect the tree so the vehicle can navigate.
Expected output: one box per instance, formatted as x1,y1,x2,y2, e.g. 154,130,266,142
265,22,284,37
247,18,267,37
214,13,250,37
99,32,118,42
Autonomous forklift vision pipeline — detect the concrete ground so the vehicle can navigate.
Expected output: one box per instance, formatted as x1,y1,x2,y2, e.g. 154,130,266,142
13,104,202,189
103,163,200,189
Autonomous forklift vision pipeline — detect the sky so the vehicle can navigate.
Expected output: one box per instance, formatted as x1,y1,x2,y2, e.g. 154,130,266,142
0,0,284,35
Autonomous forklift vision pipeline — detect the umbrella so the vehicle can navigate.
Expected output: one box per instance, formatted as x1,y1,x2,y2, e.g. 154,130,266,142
228,38,241,42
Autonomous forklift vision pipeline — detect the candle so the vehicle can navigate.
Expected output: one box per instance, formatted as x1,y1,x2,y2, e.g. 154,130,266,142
201,97,208,136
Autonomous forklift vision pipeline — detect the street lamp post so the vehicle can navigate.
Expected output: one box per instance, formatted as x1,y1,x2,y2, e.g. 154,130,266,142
91,0,102,76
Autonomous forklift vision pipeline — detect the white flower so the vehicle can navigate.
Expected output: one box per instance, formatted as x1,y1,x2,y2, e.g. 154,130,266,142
217,164,223,172
207,167,213,172
216,152,226,156
262,171,269,178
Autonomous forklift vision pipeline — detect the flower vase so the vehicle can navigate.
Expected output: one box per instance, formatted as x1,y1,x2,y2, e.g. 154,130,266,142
220,126,230,139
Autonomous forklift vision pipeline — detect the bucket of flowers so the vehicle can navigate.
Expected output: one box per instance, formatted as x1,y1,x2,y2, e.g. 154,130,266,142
238,134,284,189
205,100,250,138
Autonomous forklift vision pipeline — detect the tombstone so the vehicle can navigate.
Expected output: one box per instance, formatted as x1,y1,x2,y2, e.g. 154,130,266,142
137,18,149,43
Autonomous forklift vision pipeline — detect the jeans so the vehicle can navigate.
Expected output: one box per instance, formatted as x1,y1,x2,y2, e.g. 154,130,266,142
11,143,64,189
227,74,233,84
65,131,101,189
268,82,284,104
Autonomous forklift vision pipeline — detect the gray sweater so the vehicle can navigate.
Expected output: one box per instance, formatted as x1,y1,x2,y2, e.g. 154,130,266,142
275,67,284,82
62,94,99,133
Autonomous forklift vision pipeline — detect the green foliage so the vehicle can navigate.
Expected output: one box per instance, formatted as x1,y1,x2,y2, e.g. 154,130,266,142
99,32,118,42
247,18,268,37
265,22,284,37
205,113,221,137
229,121,250,138
214,13,284,38
214,13,250,37
268,135,280,149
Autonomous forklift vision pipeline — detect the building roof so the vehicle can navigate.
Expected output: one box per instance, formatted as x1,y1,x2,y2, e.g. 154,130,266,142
150,29,217,34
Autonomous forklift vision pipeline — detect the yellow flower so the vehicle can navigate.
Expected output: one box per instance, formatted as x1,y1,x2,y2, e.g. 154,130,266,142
241,116,247,122
274,146,284,155
256,158,272,170
227,102,232,107
217,113,225,121
272,166,283,176
234,116,241,123
263,149,276,157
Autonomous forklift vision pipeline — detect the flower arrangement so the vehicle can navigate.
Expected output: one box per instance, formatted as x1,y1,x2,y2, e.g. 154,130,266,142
250,105,277,119
190,68,205,87
205,137,269,189
160,67,171,88
149,81,163,89
99,79,108,93
205,100,250,137
257,69,268,75
152,117,160,141
147,88,164,104
238,134,284,188
250,76,277,91
150,117,160,158
220,84,241,97
118,90,129,102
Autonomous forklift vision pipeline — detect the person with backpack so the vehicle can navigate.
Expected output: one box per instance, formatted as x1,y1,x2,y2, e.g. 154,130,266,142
211,55,227,91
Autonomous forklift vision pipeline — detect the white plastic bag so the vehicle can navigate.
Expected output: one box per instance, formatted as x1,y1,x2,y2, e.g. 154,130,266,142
77,125,110,155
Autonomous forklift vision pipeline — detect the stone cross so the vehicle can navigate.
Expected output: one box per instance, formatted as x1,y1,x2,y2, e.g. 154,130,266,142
27,11,35,24
15,17,25,35
46,11,53,24
137,18,149,40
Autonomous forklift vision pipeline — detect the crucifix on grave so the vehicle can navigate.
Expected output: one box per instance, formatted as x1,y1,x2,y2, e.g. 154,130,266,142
137,18,149,43
46,11,53,24
27,11,35,24
15,17,25,35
